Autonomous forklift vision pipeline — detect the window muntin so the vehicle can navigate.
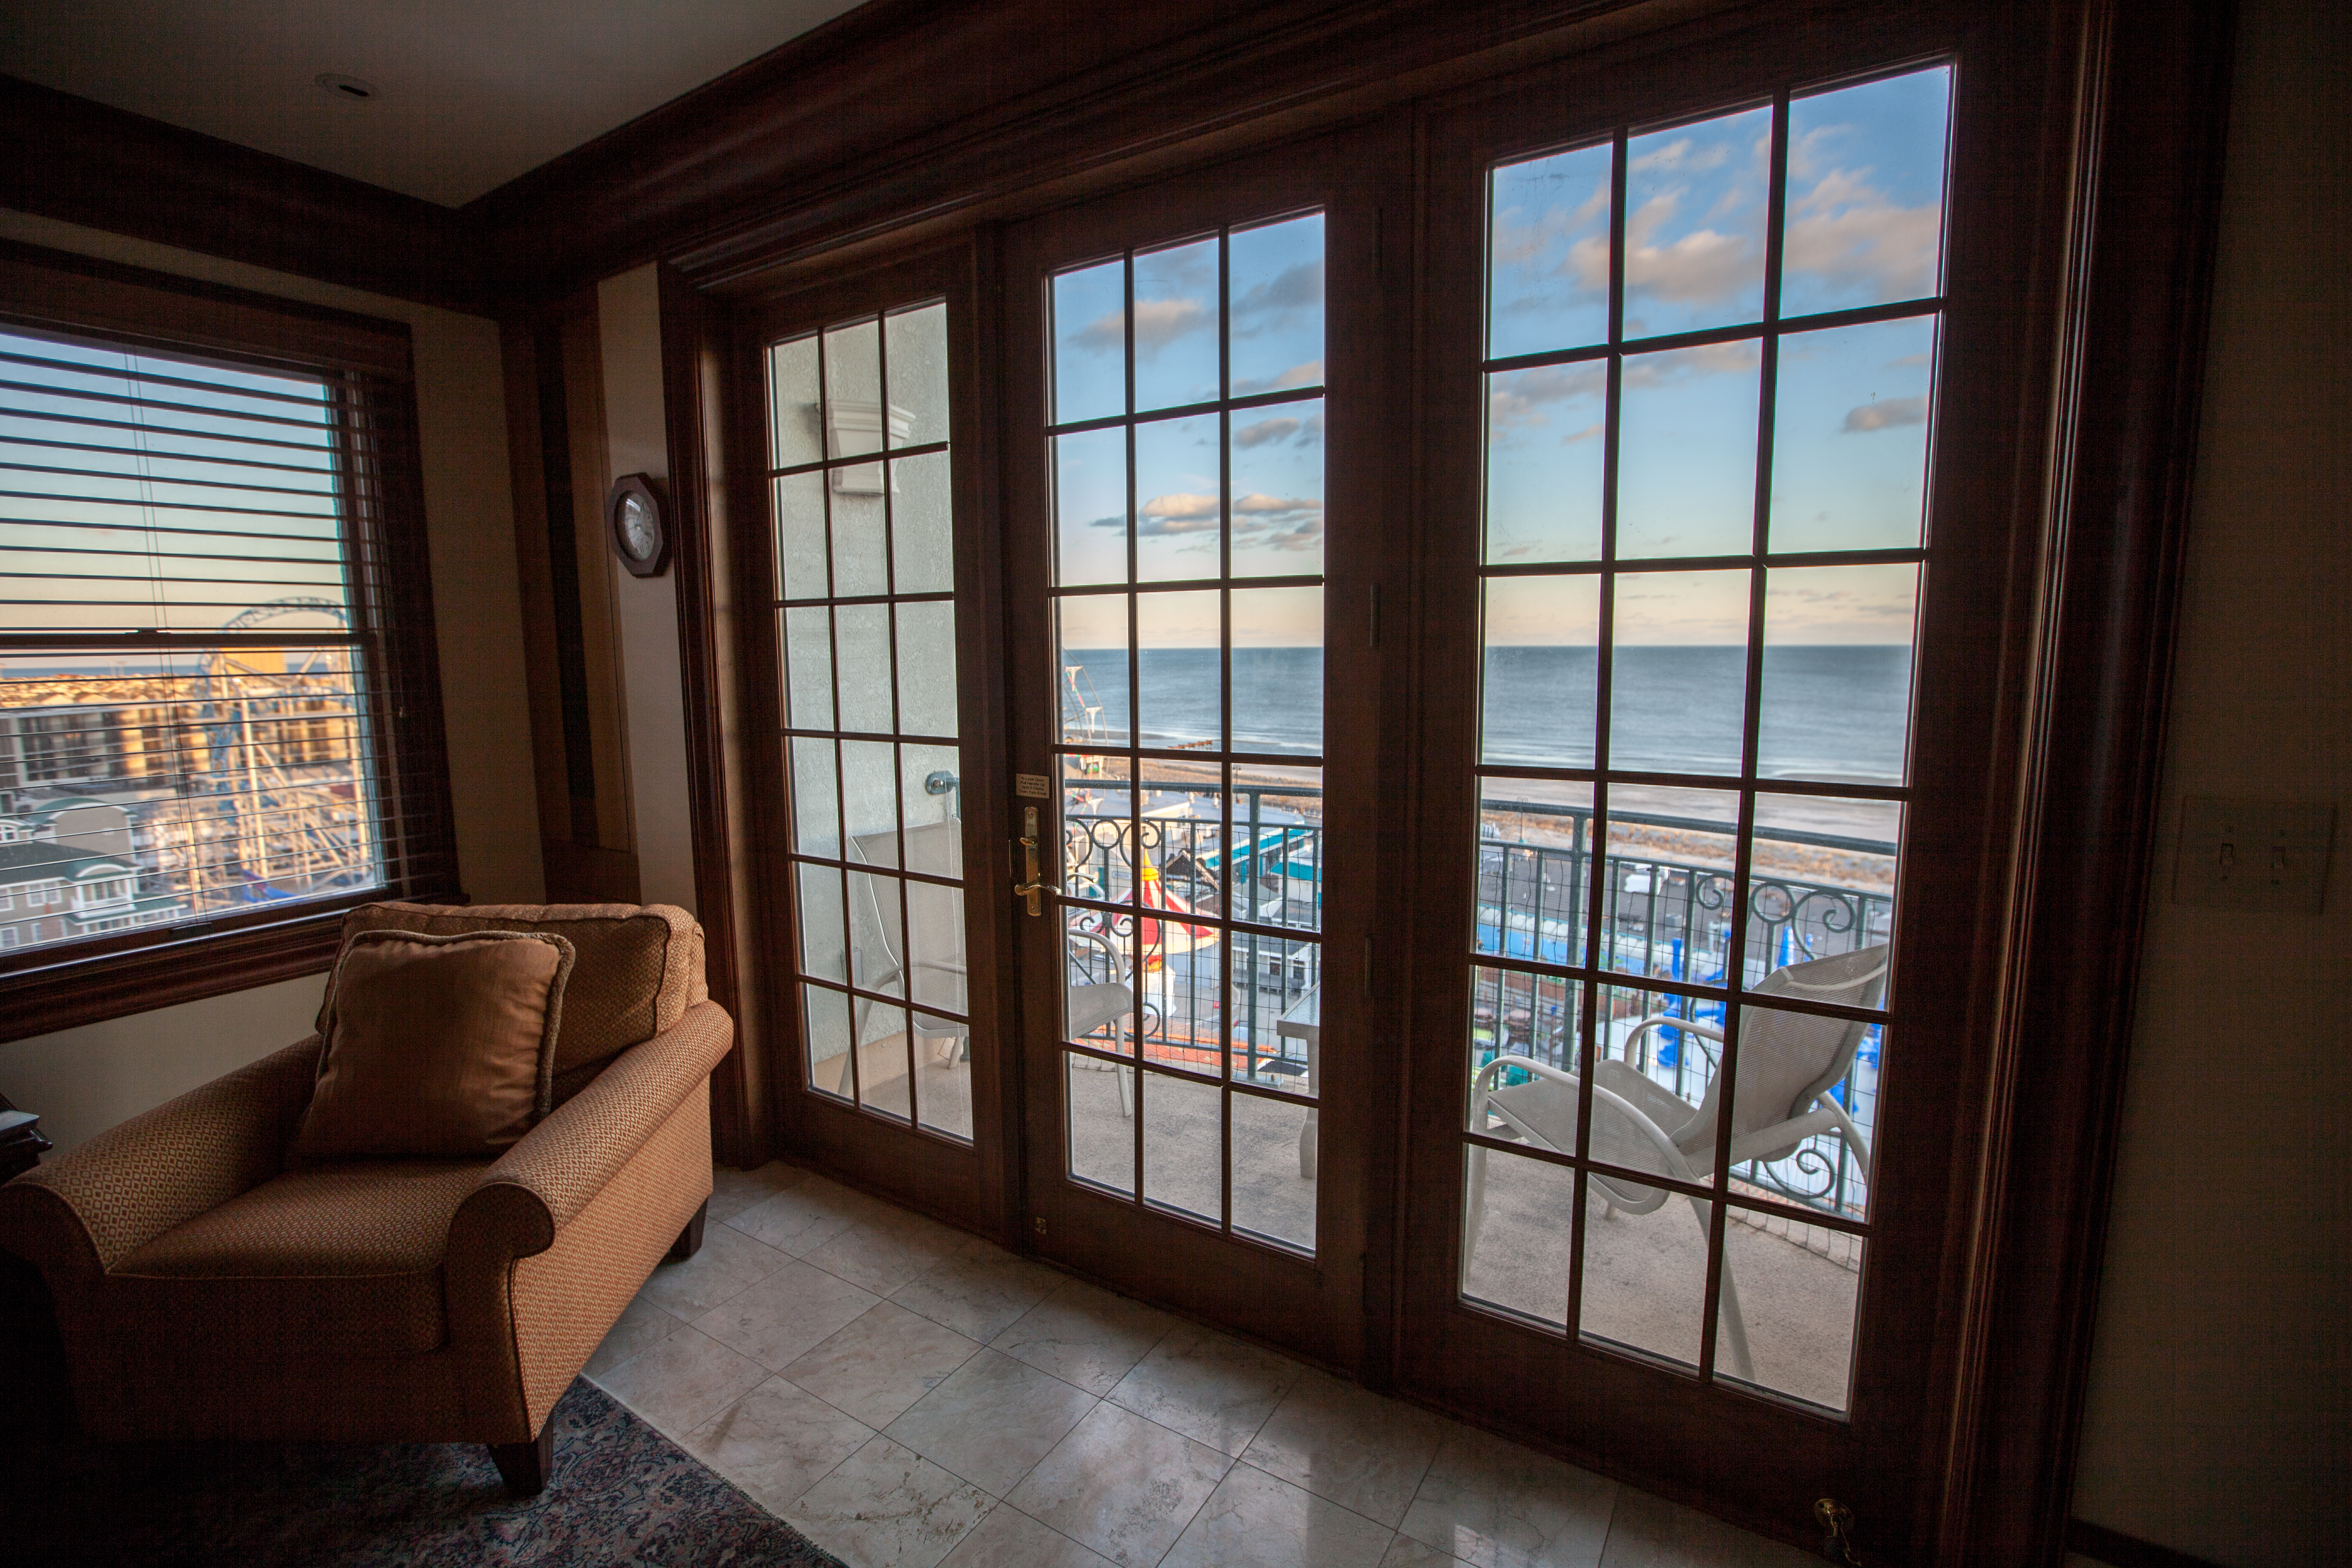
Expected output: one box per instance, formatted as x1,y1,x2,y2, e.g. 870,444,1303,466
1046,211,1328,1255
1462,66,1949,1411
768,299,973,1142
0,326,392,955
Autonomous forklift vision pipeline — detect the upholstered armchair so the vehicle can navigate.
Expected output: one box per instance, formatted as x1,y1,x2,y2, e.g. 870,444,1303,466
0,902,732,1496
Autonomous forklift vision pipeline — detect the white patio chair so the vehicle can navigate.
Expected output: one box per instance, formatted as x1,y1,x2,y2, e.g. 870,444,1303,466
848,816,1138,1112
1463,942,1888,1382
850,818,970,1063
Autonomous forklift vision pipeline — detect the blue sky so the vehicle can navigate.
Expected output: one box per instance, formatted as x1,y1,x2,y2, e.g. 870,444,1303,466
1050,213,1327,643
0,329,346,634
1480,67,1950,645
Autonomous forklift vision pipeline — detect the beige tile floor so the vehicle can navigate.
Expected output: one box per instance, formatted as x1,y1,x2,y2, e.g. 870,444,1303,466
584,1160,1823,1568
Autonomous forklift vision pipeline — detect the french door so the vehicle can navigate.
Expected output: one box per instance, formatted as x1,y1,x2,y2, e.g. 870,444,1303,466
738,247,1019,1233
733,4,2080,1552
1000,131,1395,1362
1393,13,2026,1549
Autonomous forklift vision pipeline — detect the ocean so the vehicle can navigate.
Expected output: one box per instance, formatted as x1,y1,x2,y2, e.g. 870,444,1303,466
1063,644,1911,782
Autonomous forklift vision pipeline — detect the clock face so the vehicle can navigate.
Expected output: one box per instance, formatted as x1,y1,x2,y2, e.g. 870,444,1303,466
618,493,659,561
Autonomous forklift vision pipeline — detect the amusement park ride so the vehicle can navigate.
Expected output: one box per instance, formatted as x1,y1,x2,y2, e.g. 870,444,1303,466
1,596,380,929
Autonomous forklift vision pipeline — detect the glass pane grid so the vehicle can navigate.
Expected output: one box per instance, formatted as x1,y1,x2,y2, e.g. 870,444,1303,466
770,300,972,1142
1047,213,1327,1255
1463,64,1947,1396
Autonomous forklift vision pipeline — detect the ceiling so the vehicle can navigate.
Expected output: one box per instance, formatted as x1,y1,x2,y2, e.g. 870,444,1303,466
0,0,867,208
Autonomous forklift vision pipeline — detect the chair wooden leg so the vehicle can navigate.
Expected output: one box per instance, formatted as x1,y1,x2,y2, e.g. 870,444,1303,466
667,1198,709,1263
489,1421,554,1498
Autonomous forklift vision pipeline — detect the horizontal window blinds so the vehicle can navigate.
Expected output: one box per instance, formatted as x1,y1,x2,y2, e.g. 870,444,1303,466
0,321,445,959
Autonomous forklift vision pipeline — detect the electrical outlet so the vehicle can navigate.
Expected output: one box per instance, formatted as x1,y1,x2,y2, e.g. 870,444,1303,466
2173,797,2335,913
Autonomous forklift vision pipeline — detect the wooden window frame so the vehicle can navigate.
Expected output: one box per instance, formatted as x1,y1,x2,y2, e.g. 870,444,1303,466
0,240,462,1042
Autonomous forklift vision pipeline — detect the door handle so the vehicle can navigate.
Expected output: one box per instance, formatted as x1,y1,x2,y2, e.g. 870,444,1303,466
1014,806,1054,915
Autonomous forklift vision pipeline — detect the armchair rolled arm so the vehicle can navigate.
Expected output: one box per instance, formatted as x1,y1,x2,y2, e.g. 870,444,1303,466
0,1034,322,1276
451,1000,732,1262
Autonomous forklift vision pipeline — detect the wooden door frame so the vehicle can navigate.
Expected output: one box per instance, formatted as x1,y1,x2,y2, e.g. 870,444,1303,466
1390,0,2103,1552
990,121,1408,1375
667,238,1023,1240
650,1,2234,1558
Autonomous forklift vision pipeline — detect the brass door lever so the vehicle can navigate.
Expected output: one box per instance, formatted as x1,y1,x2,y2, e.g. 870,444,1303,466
1014,806,1052,915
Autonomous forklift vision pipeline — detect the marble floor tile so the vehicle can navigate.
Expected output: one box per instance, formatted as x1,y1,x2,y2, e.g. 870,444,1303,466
1008,1400,1231,1568
990,1277,1178,1397
786,1434,993,1568
637,1215,792,1319
1595,1488,1818,1568
595,1323,771,1439
685,1375,875,1514
1243,1368,1451,1528
711,1159,810,1223
1383,1536,1468,1567
1398,1427,1619,1568
1106,1319,1304,1457
804,1206,969,1296
583,1291,682,1380
1162,1462,1398,1568
883,1346,1098,1497
892,1235,1063,1342
782,1301,983,1428
731,1173,883,1257
940,1504,1117,1568
694,1258,882,1372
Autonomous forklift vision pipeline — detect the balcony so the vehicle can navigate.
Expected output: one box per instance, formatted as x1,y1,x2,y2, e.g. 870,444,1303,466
1054,781,1885,1406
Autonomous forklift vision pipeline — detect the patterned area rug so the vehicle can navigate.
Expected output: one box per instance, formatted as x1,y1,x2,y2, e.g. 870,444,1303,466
9,1379,846,1568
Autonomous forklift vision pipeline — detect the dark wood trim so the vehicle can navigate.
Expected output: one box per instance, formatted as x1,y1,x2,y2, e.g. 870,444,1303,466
467,0,1731,299
658,261,766,1164
2065,1518,2228,1568
1928,1,2237,1562
714,241,1016,1238
0,74,483,314
0,235,415,379
0,912,338,1043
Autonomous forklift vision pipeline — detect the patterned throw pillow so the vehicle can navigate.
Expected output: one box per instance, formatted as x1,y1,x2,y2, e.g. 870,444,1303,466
291,928,576,1158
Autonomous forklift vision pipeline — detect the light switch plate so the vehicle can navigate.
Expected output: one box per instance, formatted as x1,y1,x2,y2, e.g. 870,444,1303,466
2172,797,2336,913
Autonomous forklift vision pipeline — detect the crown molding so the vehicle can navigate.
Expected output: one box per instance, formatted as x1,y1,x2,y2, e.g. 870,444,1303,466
0,73,485,313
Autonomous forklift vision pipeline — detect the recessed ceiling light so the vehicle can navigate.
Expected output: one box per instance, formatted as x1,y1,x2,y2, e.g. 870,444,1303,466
313,73,378,103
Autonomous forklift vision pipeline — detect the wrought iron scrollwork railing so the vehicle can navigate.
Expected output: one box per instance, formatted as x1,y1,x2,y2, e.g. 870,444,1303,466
1062,783,1323,1082
1057,787,1890,1217
1471,801,1893,1219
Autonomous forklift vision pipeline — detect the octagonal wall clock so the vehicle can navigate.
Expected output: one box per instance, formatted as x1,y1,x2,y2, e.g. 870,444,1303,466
607,472,670,577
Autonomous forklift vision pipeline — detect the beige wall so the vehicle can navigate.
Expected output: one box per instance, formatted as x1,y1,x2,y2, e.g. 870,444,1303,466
596,264,698,913
2069,1,2349,1563
0,209,541,1153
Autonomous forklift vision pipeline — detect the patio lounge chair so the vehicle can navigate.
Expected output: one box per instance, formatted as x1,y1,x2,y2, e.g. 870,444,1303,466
1464,942,1888,1381
850,818,972,1064
848,817,1137,1110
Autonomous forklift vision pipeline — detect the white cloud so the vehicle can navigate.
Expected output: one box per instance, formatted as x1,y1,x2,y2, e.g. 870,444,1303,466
1841,395,1929,433
1629,137,1730,175
1114,490,1325,553
1234,416,1299,448
1233,361,1324,397
1784,164,1941,302
1624,208,1757,305
1068,296,1212,357
1489,362,1606,431
1234,260,1323,317
1492,181,1610,269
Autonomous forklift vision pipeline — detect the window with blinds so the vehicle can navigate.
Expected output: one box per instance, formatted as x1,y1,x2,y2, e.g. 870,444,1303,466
0,315,441,960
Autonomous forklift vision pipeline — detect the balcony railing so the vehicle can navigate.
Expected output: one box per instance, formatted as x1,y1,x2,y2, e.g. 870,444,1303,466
1064,784,1890,1219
